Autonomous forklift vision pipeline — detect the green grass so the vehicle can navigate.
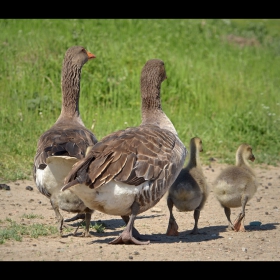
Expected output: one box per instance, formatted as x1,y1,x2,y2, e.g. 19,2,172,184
0,19,280,182
77,219,106,233
0,216,106,244
0,217,58,244
21,213,44,219
90,221,106,233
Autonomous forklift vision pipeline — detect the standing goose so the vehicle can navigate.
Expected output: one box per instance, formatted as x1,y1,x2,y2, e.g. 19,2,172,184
62,59,187,245
212,143,258,232
166,137,209,236
33,46,98,237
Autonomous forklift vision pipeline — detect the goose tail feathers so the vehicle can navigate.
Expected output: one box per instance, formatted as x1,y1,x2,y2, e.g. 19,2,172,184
61,179,80,191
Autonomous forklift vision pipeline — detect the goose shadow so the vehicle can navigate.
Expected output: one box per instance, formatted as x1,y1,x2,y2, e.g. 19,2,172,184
173,222,279,240
245,222,278,231
63,218,279,243
92,222,279,244
74,219,223,244
206,222,279,234
65,214,163,229
85,229,223,245
62,214,163,238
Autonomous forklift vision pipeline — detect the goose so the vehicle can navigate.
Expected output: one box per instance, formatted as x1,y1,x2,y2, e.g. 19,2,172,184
166,137,209,236
212,143,258,232
33,46,98,237
62,59,187,245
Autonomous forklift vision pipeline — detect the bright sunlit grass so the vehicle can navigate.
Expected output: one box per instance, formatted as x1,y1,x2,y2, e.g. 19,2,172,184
0,19,279,182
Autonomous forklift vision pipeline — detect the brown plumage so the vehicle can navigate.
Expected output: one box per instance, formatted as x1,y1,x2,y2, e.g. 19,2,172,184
33,46,98,237
212,143,258,232
166,137,209,236
62,59,187,245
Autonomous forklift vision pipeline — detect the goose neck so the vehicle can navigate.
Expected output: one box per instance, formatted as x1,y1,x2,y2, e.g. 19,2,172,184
187,147,200,169
141,84,162,111
60,63,82,118
236,153,248,167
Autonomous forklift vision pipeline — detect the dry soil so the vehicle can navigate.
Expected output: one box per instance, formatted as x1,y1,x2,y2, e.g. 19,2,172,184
0,162,279,261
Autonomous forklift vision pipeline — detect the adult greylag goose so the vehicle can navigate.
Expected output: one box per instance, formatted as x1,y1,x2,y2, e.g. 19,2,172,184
62,59,187,245
212,143,258,232
33,46,98,237
166,137,209,236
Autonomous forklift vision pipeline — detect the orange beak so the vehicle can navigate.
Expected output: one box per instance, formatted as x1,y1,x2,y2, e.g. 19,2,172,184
87,51,96,59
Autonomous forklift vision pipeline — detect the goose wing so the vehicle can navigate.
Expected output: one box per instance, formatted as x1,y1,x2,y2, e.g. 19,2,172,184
33,123,97,181
63,124,186,190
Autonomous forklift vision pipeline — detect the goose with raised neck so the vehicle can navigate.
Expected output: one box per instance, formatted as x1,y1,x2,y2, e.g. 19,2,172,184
33,46,98,237
62,59,187,245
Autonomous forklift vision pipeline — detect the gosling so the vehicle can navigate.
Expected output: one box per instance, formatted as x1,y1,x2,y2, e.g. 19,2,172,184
166,137,209,235
212,143,258,232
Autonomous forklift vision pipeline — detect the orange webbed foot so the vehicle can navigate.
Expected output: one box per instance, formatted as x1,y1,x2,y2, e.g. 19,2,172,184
233,214,246,232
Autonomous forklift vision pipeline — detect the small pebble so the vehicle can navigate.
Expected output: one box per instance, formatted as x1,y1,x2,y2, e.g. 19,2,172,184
0,184,10,190
26,186,33,191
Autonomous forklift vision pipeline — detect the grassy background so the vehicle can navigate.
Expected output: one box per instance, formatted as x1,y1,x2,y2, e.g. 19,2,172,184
0,19,279,182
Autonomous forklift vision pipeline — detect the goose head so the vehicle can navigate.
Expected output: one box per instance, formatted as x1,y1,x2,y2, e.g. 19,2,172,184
64,45,96,68
236,143,255,167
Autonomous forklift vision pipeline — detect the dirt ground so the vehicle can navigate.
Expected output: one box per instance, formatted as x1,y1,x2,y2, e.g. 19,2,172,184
0,162,279,261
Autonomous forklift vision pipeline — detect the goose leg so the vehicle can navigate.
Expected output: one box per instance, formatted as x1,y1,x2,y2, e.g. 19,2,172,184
50,200,90,237
233,196,248,232
120,215,142,239
121,214,159,242
50,199,65,236
109,201,150,245
71,211,93,237
190,208,200,234
224,207,235,231
65,212,92,237
166,196,179,236
82,212,92,237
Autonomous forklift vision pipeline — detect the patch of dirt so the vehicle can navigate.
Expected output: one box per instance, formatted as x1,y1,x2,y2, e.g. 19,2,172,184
0,162,279,261
223,34,261,47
